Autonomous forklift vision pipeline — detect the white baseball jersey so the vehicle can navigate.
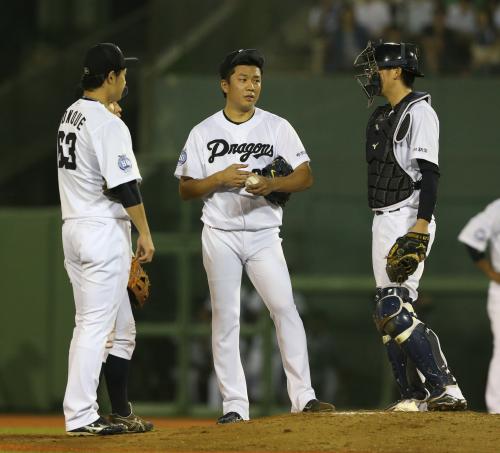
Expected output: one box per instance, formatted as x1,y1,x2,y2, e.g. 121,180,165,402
458,199,500,272
174,108,310,230
372,96,439,300
57,98,141,220
378,97,440,212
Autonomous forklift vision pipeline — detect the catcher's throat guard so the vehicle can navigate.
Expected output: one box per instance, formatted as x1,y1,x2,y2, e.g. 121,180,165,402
354,41,381,107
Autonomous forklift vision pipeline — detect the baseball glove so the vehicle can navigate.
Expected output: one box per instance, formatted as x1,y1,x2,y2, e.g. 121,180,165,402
261,156,293,207
386,232,430,284
127,257,150,308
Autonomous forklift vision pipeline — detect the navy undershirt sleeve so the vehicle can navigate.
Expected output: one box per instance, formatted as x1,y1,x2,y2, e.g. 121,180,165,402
417,159,439,222
465,244,486,262
108,180,142,208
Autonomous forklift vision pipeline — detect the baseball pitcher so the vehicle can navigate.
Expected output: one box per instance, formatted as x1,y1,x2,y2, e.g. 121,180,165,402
174,48,334,423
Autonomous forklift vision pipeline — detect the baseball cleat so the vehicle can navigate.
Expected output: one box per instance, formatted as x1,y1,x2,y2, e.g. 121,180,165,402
427,391,467,411
217,411,243,424
108,402,154,433
67,416,127,436
302,399,336,412
386,398,428,412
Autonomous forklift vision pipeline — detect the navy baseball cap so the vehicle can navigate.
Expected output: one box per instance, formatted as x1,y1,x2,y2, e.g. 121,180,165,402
83,43,138,77
219,49,264,79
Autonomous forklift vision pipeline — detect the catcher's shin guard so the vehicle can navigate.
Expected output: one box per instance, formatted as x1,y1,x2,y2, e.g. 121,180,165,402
383,337,427,400
400,323,456,390
374,287,455,390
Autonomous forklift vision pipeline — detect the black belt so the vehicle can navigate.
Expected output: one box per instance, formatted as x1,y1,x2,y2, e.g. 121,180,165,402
375,208,400,216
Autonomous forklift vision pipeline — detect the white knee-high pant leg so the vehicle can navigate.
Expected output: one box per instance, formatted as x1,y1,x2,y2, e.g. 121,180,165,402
103,295,137,363
486,283,500,413
372,206,436,301
245,238,315,412
202,226,315,419
62,219,131,431
202,226,248,418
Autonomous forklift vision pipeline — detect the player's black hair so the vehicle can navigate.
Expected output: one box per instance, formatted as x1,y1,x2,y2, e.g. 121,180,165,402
219,49,264,98
219,49,264,80
81,74,106,90
401,69,416,88
80,68,124,91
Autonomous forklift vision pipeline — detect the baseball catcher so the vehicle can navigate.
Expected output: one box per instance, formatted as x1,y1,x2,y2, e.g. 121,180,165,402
354,40,466,412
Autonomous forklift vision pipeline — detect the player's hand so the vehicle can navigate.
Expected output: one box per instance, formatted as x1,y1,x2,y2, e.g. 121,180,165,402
107,101,122,118
245,175,275,196
409,218,430,234
216,164,251,188
135,234,155,263
487,270,500,284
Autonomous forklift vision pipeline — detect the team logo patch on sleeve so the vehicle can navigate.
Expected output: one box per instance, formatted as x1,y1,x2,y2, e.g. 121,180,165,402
118,154,132,173
474,228,487,242
177,149,187,166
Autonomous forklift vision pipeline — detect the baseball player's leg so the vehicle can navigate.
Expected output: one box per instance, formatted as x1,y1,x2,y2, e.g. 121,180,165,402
103,289,136,414
202,226,249,420
63,219,130,431
372,207,436,301
486,284,500,413
244,228,316,413
372,210,465,409
383,335,427,401
105,296,153,431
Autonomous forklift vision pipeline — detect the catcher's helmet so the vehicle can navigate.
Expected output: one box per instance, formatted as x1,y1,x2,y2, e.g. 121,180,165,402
373,42,423,76
354,41,423,106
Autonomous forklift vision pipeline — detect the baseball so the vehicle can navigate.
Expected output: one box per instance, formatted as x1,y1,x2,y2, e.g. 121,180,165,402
245,174,260,187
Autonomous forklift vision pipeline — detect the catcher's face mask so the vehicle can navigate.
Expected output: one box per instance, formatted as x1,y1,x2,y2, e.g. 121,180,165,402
353,42,381,107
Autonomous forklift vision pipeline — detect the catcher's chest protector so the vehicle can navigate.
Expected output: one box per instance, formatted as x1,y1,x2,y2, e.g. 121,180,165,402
365,91,430,209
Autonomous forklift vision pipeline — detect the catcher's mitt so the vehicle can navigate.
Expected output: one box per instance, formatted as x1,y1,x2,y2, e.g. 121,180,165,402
261,156,293,207
386,232,430,284
127,257,150,308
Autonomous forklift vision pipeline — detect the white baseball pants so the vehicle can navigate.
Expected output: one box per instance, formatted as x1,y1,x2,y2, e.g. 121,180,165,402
62,218,135,431
372,206,436,301
486,282,500,413
202,225,315,419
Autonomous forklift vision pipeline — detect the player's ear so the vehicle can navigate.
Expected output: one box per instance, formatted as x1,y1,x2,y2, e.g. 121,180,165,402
105,70,115,85
220,79,229,95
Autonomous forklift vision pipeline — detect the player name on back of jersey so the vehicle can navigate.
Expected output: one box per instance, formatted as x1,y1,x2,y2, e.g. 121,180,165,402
207,139,273,163
60,108,86,131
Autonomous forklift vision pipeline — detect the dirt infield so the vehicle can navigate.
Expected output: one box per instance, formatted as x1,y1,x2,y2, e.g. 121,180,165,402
0,412,499,453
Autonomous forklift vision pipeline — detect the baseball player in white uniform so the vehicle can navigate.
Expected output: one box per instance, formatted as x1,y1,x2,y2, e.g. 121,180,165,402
458,199,500,413
58,43,154,435
354,41,466,411
175,49,334,423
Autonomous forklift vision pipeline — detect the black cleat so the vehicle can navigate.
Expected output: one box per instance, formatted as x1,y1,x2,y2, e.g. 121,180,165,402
427,391,467,411
217,411,243,424
302,399,335,413
109,402,154,433
67,416,127,436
